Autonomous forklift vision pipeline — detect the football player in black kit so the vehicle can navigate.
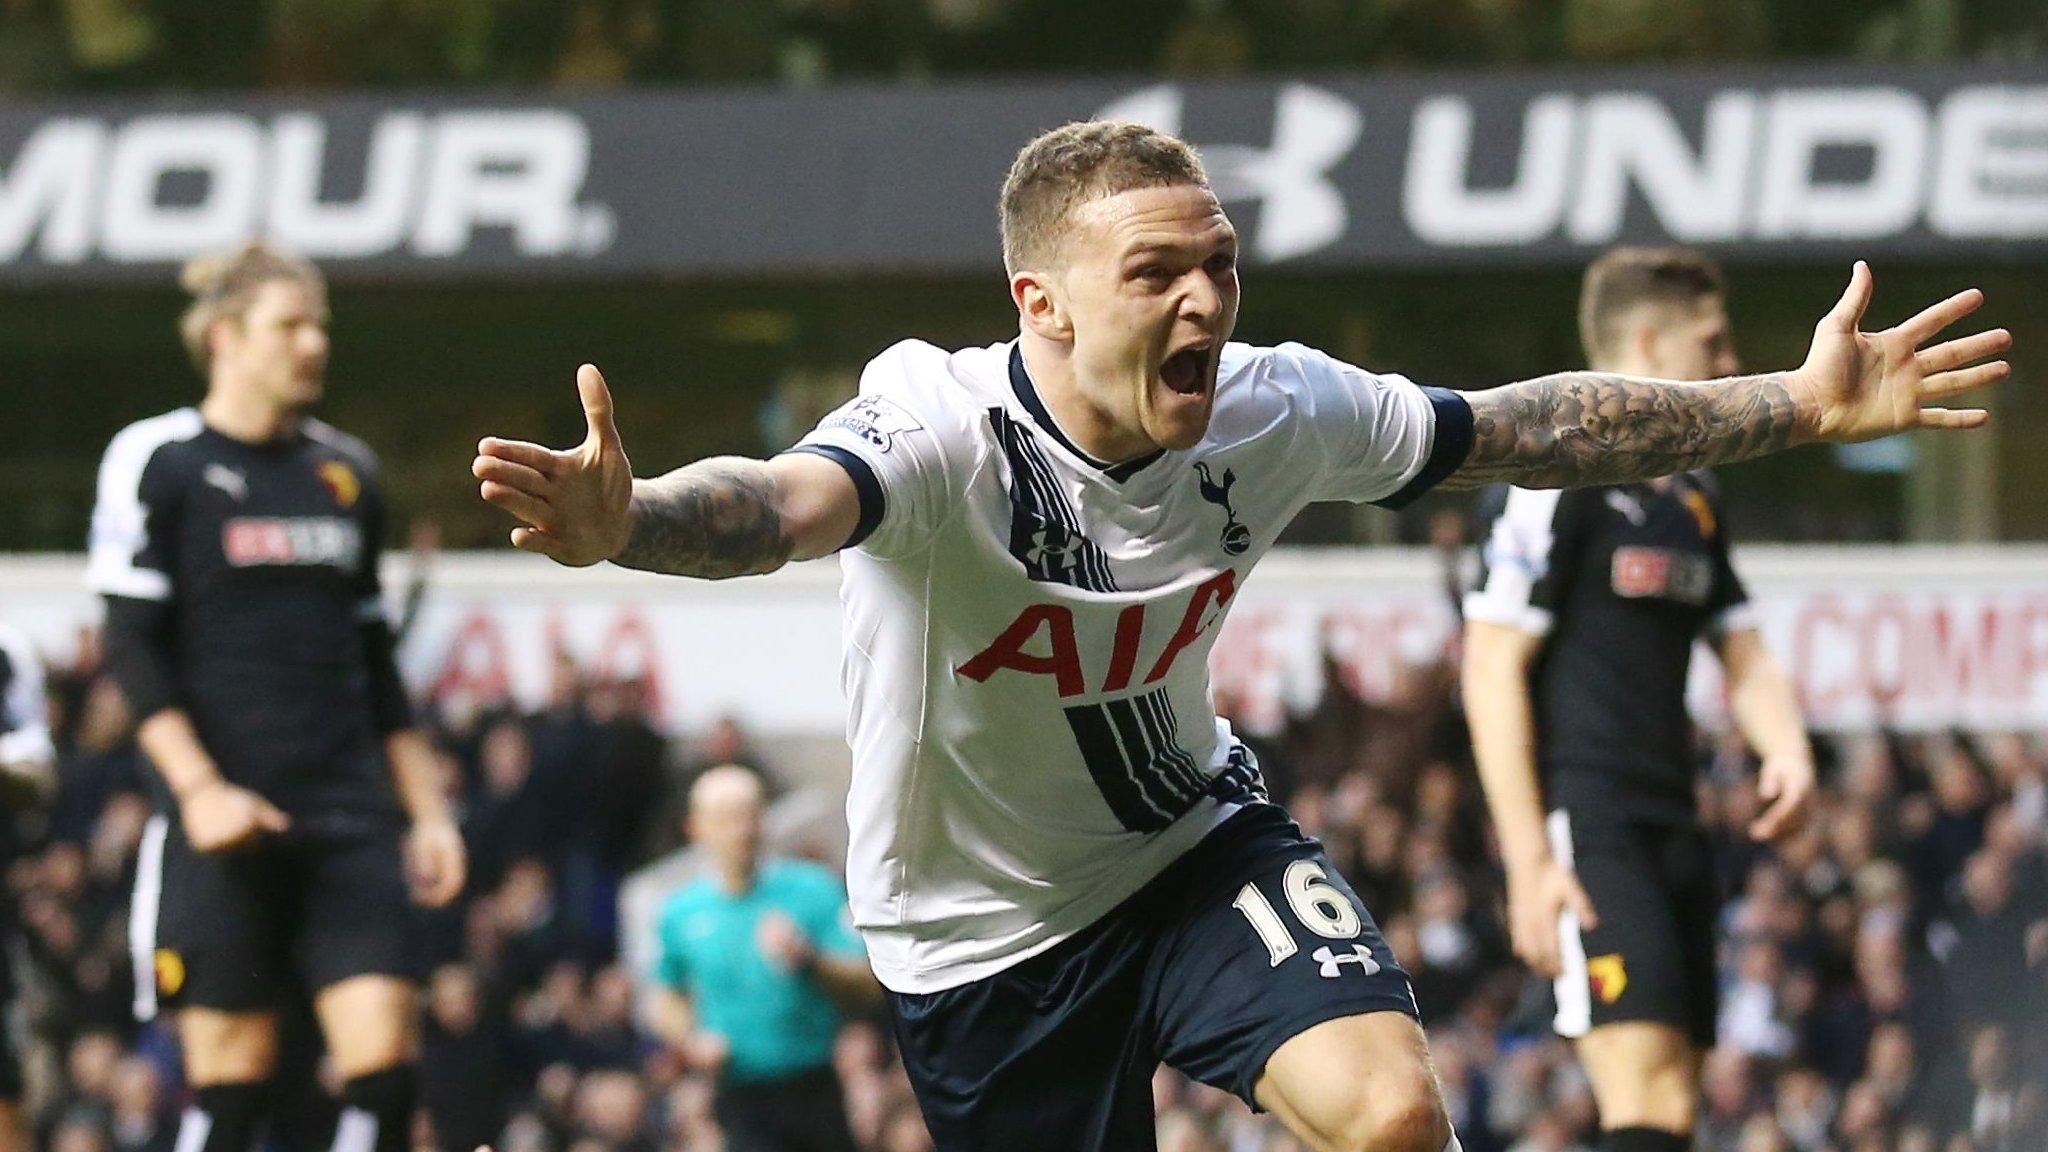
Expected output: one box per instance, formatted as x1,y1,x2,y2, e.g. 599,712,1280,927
1462,249,1816,1152
88,243,465,1152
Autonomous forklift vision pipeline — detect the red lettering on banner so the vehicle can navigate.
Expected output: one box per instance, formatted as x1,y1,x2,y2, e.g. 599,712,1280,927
1794,597,1850,714
1145,569,1238,684
1101,604,1145,694
1860,596,1911,709
956,604,1084,697
2024,599,2048,691
596,609,668,722
430,610,513,708
1923,605,2011,703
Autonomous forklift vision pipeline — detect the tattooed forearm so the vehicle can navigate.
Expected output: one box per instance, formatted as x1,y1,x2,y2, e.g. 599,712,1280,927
612,458,795,579
1450,372,1809,489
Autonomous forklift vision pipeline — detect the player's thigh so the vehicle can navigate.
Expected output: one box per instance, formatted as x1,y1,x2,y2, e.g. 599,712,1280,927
1553,818,1700,1044
313,975,418,1078
1574,1021,1698,1133
1146,807,1418,1110
300,835,419,1075
150,824,288,1021
1256,1012,1450,1152
178,1008,282,1085
886,914,1159,1152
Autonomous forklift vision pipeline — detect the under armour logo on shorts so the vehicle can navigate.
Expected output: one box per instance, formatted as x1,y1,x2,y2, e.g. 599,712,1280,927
1312,944,1380,978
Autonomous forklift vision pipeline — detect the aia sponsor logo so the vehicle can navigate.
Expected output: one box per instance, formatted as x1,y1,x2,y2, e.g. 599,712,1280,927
222,517,362,570
956,569,1237,698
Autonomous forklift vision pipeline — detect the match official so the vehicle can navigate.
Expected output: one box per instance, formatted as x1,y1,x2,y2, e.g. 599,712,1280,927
650,766,877,1152
1463,248,1817,1152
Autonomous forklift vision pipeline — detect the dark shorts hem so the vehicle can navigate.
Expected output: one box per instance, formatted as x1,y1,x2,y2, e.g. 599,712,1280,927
1235,995,1419,1108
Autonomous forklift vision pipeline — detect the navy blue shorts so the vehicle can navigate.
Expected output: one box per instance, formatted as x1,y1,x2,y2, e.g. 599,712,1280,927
887,803,1417,1152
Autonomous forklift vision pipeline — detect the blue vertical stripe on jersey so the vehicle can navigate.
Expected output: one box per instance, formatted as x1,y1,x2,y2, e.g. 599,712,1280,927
1064,687,1210,833
990,408,1120,593
1064,701,1170,830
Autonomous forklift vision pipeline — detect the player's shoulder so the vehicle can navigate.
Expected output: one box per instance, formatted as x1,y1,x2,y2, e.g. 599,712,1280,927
831,338,1008,461
301,418,380,472
1216,341,1417,408
101,408,206,470
858,339,1006,408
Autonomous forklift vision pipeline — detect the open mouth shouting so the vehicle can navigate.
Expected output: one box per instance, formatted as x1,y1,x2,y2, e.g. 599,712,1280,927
1160,342,1215,397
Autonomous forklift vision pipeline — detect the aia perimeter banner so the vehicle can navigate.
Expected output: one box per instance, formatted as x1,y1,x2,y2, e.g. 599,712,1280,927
4,549,2047,735
0,63,2043,285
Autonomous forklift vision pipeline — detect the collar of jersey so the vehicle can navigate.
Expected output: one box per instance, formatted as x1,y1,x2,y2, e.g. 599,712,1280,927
1008,343,1164,483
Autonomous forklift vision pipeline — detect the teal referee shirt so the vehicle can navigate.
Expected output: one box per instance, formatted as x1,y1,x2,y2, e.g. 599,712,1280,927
652,859,866,1084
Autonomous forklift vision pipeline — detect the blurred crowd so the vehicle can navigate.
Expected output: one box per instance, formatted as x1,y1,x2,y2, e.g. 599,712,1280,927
0,0,2044,96
6,606,2044,1152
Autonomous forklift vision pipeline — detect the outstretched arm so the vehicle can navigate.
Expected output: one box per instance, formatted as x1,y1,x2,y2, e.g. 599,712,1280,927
1446,263,2010,489
615,454,857,577
473,365,860,577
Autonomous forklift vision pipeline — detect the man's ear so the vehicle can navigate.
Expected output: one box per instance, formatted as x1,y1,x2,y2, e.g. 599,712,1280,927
1625,313,1666,375
1011,269,1072,343
207,314,240,365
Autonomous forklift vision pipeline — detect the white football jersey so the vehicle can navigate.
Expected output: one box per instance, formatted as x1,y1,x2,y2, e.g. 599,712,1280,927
792,338,1470,992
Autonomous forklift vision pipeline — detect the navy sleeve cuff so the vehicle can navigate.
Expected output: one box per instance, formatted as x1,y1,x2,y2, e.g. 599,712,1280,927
782,444,885,550
1372,387,1474,511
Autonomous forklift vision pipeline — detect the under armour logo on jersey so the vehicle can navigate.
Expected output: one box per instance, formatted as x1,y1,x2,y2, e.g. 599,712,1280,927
1023,524,1081,571
203,464,248,501
1194,463,1250,555
1312,944,1381,978
1097,84,1362,262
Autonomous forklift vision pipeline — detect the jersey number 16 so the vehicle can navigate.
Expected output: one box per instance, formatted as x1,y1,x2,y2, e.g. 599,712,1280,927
1231,861,1362,966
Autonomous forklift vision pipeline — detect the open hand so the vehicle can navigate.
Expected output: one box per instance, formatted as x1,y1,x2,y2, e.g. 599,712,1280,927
1792,262,2010,444
1505,857,1598,979
474,364,634,566
180,781,290,853
1749,753,1816,843
406,816,468,908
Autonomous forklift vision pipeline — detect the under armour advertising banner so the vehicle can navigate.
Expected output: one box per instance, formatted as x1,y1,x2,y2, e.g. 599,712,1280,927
0,64,2043,284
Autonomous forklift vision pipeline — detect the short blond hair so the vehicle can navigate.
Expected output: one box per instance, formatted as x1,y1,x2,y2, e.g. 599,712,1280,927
999,121,1209,274
1578,246,1724,365
177,241,324,373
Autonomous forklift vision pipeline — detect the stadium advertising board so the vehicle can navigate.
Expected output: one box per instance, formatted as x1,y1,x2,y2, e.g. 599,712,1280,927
0,66,2042,284
6,550,2047,735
